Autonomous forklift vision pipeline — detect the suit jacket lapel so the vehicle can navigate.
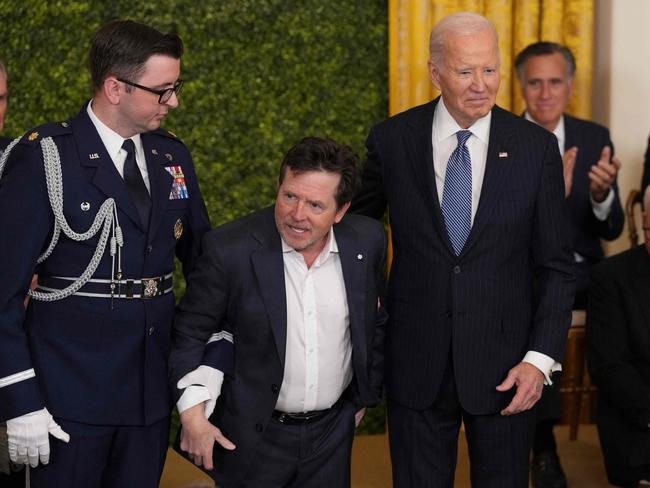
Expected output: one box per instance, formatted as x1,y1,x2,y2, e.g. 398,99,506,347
71,105,145,231
462,106,517,256
142,135,174,239
405,98,449,249
564,114,577,150
335,220,368,369
250,212,288,367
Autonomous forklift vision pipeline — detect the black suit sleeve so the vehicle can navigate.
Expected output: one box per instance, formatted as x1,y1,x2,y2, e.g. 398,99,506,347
350,127,388,220
593,133,624,242
169,231,233,401
586,260,650,430
368,222,388,399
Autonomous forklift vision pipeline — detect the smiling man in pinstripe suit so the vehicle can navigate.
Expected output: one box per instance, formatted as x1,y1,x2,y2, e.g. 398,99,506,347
351,12,575,488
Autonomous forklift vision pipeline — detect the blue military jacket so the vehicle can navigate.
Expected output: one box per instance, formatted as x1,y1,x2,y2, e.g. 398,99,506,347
0,103,210,426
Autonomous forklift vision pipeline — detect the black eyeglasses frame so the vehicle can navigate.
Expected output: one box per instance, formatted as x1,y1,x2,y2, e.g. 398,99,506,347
117,78,183,104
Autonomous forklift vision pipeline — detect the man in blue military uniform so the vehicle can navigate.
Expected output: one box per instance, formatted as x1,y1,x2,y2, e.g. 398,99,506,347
0,20,210,487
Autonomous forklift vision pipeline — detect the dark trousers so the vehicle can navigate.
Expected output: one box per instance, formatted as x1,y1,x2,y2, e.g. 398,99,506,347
388,367,536,488
533,378,562,455
30,416,169,488
0,469,25,488
241,399,356,488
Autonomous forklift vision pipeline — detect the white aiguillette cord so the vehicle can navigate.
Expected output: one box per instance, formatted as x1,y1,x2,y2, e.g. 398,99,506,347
0,136,125,305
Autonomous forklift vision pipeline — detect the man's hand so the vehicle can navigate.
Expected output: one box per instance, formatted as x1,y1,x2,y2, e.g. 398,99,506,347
562,146,578,197
179,403,235,470
495,362,545,416
589,146,621,202
354,408,366,428
6,408,70,467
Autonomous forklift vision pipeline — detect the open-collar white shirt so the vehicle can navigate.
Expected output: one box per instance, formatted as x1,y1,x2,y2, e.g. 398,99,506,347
278,228,352,412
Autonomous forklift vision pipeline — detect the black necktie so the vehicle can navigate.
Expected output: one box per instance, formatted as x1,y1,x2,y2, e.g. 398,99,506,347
122,138,151,229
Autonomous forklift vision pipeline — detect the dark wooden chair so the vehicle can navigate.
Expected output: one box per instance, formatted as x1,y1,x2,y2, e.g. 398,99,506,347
625,188,643,247
560,310,598,441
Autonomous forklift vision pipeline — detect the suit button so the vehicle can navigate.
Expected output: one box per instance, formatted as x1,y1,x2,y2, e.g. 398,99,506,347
453,266,461,274
271,384,280,394
255,423,263,432
445,310,452,318
146,245,153,254
148,326,155,335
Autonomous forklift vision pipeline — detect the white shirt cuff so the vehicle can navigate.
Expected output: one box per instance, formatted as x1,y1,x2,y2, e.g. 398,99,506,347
590,188,614,221
176,386,211,414
523,351,562,385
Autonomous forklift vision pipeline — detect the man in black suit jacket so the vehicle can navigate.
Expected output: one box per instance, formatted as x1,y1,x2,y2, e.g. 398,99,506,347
169,137,387,488
351,12,575,487
514,41,624,488
587,186,650,487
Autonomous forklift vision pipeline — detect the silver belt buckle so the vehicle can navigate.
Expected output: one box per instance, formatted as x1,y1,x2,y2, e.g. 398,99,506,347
142,278,160,298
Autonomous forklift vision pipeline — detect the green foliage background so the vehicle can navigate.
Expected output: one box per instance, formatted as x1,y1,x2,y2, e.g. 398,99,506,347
0,1,388,436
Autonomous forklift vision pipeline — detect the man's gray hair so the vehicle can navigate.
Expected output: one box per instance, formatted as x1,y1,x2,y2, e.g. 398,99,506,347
429,12,498,66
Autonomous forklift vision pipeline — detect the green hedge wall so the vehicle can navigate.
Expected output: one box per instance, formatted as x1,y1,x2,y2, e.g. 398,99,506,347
1,0,387,224
1,1,388,436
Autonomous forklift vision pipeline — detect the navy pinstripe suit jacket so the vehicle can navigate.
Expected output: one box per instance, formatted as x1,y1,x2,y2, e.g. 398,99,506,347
351,98,576,414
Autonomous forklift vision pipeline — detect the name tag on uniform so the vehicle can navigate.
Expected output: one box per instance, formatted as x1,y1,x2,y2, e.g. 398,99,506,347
164,165,189,200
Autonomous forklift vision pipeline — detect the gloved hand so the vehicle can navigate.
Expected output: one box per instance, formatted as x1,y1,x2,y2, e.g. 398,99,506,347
6,408,70,467
177,365,224,418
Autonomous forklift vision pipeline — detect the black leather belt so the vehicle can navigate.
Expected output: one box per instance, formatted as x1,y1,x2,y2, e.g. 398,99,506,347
37,273,173,299
272,398,343,425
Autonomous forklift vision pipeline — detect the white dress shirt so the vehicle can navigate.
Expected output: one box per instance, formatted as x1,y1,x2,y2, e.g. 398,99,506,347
435,98,559,383
87,101,150,193
176,228,353,415
277,229,352,412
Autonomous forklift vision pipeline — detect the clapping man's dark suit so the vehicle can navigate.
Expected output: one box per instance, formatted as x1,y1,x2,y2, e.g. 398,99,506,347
170,137,387,488
351,13,574,487
515,41,623,488
587,189,650,487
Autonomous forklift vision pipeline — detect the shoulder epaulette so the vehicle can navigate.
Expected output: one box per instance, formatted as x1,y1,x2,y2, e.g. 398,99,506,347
151,127,184,144
20,120,73,145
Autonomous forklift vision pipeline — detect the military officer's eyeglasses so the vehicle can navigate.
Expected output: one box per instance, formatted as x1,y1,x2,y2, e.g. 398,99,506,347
118,78,183,104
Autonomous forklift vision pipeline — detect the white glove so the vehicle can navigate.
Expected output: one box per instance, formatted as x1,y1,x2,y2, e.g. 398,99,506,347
177,365,224,418
6,408,70,468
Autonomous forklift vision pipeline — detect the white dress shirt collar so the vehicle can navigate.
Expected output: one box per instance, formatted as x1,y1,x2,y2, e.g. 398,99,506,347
524,111,565,154
86,100,150,192
280,228,339,267
434,97,491,145
86,100,143,163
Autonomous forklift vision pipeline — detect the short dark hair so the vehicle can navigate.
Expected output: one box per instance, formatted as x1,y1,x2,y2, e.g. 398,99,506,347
278,137,361,210
514,41,576,81
88,20,183,91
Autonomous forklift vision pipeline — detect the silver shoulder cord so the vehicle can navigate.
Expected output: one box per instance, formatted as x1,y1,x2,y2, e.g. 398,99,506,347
0,136,124,302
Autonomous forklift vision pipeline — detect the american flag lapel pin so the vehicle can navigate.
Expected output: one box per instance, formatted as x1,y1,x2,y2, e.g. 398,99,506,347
498,151,508,158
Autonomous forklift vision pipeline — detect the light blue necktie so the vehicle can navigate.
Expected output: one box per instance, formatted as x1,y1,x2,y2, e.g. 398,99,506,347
441,130,472,256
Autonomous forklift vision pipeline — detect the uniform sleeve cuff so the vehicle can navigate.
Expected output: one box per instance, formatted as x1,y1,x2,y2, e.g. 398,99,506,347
176,386,211,414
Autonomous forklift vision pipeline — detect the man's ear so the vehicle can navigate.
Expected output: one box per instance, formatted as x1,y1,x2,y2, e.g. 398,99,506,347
103,77,122,105
567,76,575,99
428,60,441,90
334,201,351,224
